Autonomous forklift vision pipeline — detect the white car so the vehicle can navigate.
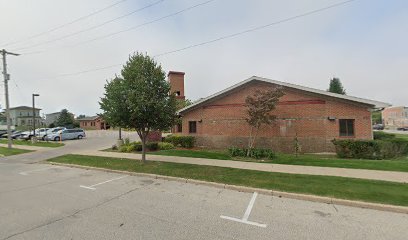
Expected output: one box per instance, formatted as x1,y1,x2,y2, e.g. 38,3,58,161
46,128,86,141
44,127,66,140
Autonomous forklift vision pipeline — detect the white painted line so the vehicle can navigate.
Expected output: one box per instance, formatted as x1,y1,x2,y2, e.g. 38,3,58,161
220,216,267,228
220,192,267,228
80,175,127,190
242,192,258,221
19,167,54,176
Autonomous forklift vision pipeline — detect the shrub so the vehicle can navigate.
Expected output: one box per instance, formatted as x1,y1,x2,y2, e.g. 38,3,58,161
124,137,130,145
165,135,195,148
146,142,159,151
228,147,275,160
111,145,118,151
130,141,142,152
158,142,175,150
373,131,395,140
332,139,408,160
119,145,129,152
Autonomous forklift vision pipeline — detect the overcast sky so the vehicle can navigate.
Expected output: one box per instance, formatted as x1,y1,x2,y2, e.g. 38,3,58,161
0,0,407,116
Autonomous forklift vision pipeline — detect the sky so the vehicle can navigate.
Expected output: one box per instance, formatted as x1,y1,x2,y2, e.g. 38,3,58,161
0,0,407,116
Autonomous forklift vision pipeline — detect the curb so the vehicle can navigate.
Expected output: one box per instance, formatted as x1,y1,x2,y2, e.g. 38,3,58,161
47,161,408,215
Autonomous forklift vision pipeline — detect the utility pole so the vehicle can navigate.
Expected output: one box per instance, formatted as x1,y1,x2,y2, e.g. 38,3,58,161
1,49,20,149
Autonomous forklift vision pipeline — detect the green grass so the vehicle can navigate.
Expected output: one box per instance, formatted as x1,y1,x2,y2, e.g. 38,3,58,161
0,139,64,148
0,146,33,156
147,149,408,172
149,149,232,160
48,154,408,207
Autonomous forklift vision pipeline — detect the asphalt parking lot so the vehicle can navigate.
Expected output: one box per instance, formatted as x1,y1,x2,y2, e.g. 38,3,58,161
1,160,407,240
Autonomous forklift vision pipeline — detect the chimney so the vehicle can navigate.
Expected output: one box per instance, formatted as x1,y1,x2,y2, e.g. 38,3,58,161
168,71,185,100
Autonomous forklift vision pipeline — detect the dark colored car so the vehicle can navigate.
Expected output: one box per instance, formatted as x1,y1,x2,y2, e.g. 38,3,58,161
373,124,384,130
397,127,408,131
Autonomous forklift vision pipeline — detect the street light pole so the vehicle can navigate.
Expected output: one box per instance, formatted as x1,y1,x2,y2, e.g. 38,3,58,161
32,94,39,142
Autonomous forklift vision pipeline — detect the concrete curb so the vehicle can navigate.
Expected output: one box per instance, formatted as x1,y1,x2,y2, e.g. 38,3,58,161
47,161,408,215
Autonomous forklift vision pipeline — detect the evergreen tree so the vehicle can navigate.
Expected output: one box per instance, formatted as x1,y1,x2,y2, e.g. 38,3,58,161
328,77,346,95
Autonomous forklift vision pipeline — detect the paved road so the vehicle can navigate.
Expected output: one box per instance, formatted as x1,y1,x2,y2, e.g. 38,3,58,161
0,161,407,240
1,130,407,239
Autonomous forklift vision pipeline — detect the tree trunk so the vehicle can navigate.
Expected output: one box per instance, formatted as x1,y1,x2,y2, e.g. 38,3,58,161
141,135,146,163
247,126,254,157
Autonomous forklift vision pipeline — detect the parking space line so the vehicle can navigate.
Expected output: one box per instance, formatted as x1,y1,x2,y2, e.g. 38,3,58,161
220,192,267,228
80,175,127,190
19,167,55,176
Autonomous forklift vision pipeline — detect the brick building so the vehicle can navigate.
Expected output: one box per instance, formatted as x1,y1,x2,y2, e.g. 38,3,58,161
171,73,389,153
78,116,108,130
382,106,408,129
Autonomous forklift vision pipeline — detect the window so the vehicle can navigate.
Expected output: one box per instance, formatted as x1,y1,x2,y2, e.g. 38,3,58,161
177,123,182,132
189,121,197,133
339,119,355,137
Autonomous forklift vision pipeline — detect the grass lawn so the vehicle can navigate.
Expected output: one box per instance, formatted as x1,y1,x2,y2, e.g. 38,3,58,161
148,149,408,172
48,154,408,207
0,139,64,148
0,146,33,156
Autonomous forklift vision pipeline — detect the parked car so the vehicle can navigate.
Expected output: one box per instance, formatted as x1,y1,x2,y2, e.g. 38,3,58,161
397,127,408,131
36,128,49,140
43,127,65,140
372,124,384,130
46,128,86,141
2,131,24,139
18,131,35,140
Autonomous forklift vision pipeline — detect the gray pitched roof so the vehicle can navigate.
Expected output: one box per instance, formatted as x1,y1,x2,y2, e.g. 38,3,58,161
9,106,41,110
77,116,100,121
179,76,391,114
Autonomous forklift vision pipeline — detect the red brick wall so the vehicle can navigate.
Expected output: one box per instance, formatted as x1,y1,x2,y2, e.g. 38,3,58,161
168,71,185,99
176,81,373,153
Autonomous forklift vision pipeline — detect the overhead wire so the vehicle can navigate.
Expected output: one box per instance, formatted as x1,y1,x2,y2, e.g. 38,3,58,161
47,0,356,79
12,0,166,51
1,0,129,47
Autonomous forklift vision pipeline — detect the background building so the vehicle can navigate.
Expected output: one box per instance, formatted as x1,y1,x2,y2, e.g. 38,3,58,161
173,72,389,153
8,106,43,128
44,112,61,126
382,106,408,129
78,116,108,130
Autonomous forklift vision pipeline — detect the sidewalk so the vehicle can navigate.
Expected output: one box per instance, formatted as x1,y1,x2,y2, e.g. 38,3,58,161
76,150,408,183
0,143,49,151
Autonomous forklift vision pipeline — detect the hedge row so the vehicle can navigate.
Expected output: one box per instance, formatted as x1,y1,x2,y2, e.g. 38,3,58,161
164,135,195,148
332,139,408,160
228,147,276,160
118,141,175,153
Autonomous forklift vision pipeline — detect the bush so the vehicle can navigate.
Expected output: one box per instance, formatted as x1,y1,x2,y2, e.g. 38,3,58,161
111,145,118,151
228,147,275,160
332,139,408,160
130,141,142,152
165,135,195,148
119,145,129,152
158,142,175,150
146,142,159,151
373,131,396,140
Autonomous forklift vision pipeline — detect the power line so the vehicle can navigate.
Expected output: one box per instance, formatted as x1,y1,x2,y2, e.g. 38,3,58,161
38,0,356,79
154,0,356,57
2,0,129,47
13,0,166,51
20,0,216,55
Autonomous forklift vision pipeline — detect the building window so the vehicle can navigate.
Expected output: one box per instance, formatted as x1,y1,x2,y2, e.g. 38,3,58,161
177,123,182,132
339,119,355,137
189,121,197,133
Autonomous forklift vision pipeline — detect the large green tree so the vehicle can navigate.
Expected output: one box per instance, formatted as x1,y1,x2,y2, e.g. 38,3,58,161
55,109,74,127
328,77,346,95
100,52,177,163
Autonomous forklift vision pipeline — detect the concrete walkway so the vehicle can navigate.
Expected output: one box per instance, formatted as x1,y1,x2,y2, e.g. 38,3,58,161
0,143,49,151
76,150,408,183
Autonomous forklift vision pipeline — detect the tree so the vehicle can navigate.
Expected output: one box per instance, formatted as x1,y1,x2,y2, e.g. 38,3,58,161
77,114,86,119
177,98,193,110
245,87,285,155
328,77,346,95
372,111,382,124
55,109,74,127
100,52,177,163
